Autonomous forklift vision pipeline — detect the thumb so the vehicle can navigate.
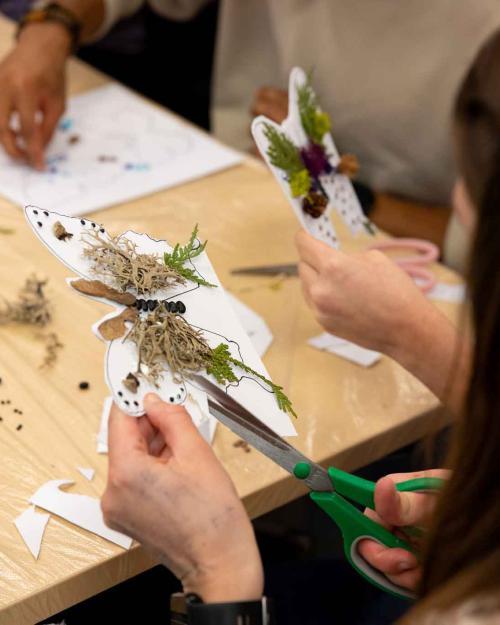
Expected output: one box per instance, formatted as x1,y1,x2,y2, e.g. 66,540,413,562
143,393,206,458
374,476,432,528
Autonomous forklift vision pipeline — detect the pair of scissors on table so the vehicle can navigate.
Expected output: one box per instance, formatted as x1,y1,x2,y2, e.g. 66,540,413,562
192,374,444,600
232,238,439,292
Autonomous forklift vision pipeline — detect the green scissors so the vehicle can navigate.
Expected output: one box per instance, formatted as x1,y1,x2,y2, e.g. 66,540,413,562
192,374,444,600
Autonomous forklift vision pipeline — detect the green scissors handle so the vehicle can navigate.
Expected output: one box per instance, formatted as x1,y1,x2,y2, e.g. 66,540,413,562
309,467,444,599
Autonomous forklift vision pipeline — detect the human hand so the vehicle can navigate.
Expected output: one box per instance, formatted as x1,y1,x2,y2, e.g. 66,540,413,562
295,229,439,355
0,23,69,169
358,470,448,592
250,86,288,124
102,394,264,603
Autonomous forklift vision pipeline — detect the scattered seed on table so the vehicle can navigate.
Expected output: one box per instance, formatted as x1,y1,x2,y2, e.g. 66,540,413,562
16,424,22,431
79,381,89,390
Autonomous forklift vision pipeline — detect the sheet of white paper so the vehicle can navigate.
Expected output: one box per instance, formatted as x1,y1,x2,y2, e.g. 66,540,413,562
308,333,381,367
14,506,50,559
426,282,466,303
30,480,132,549
252,67,374,248
77,467,95,481
225,292,273,357
0,84,242,216
24,207,296,436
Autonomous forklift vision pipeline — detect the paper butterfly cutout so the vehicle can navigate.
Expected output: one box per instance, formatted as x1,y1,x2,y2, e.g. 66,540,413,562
24,206,297,438
252,67,375,248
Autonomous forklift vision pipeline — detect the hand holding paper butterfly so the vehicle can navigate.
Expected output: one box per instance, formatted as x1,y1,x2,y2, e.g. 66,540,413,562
295,230,464,405
102,394,264,603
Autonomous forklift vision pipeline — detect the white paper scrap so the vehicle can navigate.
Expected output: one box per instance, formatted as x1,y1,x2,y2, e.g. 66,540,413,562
77,467,95,481
426,282,466,303
30,480,132,549
14,506,50,559
97,396,113,454
0,84,242,216
225,292,273,357
308,333,381,367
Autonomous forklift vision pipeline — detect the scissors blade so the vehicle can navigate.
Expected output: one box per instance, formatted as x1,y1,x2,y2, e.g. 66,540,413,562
231,263,298,277
190,374,332,493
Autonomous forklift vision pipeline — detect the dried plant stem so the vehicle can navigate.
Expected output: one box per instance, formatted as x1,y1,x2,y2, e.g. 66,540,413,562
83,230,185,295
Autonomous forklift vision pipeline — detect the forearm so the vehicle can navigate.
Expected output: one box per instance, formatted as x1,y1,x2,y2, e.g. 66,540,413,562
388,303,471,415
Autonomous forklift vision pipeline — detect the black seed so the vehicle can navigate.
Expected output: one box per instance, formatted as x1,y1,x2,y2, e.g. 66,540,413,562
135,299,142,310
124,400,130,405
169,397,174,402
176,394,181,400
33,209,38,215
37,221,42,228
176,301,186,314
44,211,49,217
170,302,178,313
180,387,184,392
0,417,3,422
133,401,139,407
79,381,89,390
80,219,85,225
147,299,157,311
16,424,22,431
100,228,105,233
118,391,123,397
91,223,96,228
6,400,10,405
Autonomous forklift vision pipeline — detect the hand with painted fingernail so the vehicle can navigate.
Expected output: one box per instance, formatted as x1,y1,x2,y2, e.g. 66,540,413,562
358,470,449,592
101,394,264,603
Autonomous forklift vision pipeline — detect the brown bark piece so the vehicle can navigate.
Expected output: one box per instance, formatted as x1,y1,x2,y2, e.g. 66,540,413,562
122,372,140,393
98,307,138,340
71,279,136,306
53,221,73,241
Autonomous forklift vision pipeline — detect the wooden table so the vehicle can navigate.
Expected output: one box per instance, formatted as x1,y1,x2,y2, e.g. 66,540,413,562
0,15,462,625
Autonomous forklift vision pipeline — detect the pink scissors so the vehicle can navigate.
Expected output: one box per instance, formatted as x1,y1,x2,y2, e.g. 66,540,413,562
367,238,439,292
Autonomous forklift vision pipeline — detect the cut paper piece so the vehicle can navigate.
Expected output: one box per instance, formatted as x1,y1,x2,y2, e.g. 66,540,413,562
30,480,132,549
25,208,296,437
426,282,466,304
308,333,381,367
77,467,95,481
14,505,50,559
225,292,273,357
97,396,112,454
0,84,242,216
252,67,374,249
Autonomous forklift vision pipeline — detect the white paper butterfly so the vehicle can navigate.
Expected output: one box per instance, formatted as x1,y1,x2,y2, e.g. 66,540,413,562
252,67,374,248
24,206,297,438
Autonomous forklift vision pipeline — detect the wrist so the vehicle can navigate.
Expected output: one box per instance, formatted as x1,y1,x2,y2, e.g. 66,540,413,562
183,561,264,603
18,20,72,59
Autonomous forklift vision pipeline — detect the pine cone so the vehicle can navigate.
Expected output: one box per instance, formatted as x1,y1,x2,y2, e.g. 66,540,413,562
302,192,328,218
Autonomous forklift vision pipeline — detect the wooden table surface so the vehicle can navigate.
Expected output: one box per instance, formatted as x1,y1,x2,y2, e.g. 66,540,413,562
0,15,463,625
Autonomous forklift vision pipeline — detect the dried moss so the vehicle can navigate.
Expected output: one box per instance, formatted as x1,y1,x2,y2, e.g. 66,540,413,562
82,230,185,295
0,276,51,327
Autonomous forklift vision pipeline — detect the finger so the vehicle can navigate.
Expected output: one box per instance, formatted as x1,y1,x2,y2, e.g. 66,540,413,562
40,97,64,148
295,229,339,271
17,99,44,170
144,393,208,459
383,469,450,484
358,539,419,577
137,415,157,447
108,402,148,466
149,430,169,457
0,103,24,160
374,476,437,527
297,261,318,307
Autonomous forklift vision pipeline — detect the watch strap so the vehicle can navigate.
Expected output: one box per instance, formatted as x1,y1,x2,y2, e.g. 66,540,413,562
171,593,272,625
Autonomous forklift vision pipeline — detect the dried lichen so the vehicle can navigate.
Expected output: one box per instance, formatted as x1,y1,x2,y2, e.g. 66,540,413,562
0,276,51,327
39,332,64,368
127,306,212,383
98,307,138,340
71,278,136,306
82,230,184,295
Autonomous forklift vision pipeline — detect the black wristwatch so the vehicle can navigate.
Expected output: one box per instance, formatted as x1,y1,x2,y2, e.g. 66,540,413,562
17,2,82,53
171,593,273,625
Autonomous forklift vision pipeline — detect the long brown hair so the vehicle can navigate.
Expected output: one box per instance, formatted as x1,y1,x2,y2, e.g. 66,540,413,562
404,30,500,621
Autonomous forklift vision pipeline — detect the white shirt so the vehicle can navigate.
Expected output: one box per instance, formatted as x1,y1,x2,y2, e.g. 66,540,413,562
101,0,500,204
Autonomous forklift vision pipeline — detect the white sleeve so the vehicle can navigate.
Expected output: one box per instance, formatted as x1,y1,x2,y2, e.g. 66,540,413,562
89,0,145,41
148,0,211,22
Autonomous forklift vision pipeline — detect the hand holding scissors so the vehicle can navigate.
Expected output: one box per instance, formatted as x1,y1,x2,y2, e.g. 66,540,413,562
193,374,444,600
